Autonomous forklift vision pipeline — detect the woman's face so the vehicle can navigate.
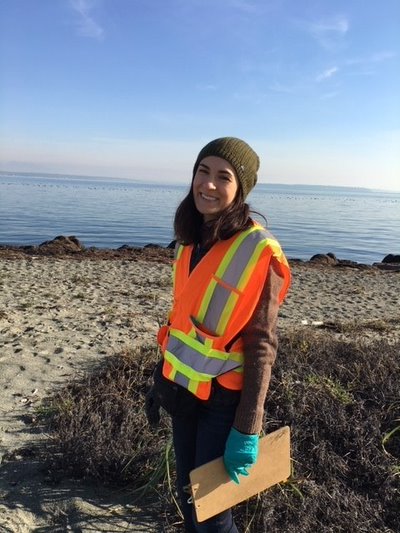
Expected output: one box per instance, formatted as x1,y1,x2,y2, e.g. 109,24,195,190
192,156,239,222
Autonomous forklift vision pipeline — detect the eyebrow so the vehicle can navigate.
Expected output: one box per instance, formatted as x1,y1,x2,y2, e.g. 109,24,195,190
198,163,234,177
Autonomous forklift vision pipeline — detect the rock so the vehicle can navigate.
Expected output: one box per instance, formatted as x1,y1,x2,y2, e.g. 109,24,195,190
309,253,338,265
167,240,177,249
374,262,400,271
38,235,84,254
337,260,372,270
382,254,400,264
144,243,162,249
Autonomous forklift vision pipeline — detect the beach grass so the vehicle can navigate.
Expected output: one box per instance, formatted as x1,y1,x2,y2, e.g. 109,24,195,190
37,328,400,532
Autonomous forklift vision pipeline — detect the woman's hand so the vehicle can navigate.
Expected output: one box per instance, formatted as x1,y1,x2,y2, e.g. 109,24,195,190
223,427,259,484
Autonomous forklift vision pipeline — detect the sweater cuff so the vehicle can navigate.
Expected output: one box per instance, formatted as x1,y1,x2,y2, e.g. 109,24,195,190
234,407,264,435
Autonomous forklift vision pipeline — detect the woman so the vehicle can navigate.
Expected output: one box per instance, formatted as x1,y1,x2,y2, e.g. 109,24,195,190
146,137,291,532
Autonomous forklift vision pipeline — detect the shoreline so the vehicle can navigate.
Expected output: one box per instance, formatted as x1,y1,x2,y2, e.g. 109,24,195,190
1,251,399,531
0,235,399,270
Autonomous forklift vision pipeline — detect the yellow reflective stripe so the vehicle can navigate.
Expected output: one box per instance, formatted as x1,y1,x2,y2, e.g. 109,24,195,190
215,290,239,336
165,328,245,383
216,235,279,334
196,232,285,337
236,238,268,291
164,350,214,380
266,239,284,257
197,226,258,322
175,243,184,260
214,226,259,279
274,247,288,265
187,380,198,394
229,351,244,363
227,351,243,374
172,244,184,291
172,263,177,291
235,236,283,293
170,328,232,361
265,238,285,261
197,278,217,322
204,337,213,349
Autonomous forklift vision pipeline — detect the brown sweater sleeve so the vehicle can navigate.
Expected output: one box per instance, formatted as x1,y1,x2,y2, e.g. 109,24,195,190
233,259,284,434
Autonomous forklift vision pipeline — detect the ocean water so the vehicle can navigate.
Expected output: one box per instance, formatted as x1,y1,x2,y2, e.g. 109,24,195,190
1,171,399,264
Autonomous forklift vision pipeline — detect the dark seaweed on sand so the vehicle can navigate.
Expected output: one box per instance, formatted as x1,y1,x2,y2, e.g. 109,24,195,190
40,331,400,532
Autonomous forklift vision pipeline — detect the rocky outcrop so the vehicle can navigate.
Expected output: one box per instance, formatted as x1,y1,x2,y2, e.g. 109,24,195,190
38,235,84,254
309,253,338,265
143,243,163,249
1,238,397,271
308,253,375,270
374,254,400,271
382,254,400,264
0,236,173,262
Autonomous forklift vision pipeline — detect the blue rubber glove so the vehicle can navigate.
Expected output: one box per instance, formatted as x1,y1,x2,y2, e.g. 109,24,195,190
223,427,259,484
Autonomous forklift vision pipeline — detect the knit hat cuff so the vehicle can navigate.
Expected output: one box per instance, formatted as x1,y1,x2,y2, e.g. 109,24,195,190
193,137,259,199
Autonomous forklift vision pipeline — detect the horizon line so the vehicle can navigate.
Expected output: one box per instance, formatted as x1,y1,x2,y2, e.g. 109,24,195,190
0,168,399,194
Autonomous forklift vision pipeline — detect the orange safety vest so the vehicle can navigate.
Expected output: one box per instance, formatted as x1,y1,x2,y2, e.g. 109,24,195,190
157,223,291,400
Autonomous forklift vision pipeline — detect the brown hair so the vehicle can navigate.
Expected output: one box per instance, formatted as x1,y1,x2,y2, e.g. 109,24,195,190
173,185,252,247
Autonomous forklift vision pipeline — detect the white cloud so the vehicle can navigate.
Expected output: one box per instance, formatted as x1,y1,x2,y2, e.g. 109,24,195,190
69,0,104,40
302,16,349,50
342,51,396,77
346,51,397,66
370,51,397,62
316,66,339,82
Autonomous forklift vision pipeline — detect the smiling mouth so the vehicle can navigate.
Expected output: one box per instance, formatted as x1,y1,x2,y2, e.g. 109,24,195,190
200,193,218,202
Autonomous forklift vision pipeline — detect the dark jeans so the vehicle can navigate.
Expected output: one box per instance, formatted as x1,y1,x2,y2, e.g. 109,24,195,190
172,382,241,533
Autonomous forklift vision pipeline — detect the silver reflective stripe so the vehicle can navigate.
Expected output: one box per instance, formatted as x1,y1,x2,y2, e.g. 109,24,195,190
201,282,231,334
174,370,190,389
190,317,208,343
196,332,206,343
222,229,268,287
167,335,240,377
201,229,268,333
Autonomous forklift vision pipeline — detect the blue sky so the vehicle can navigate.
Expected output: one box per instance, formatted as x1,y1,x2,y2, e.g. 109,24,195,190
1,0,399,190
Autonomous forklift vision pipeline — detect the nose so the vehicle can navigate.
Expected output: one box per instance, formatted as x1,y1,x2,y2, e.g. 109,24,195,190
203,176,217,189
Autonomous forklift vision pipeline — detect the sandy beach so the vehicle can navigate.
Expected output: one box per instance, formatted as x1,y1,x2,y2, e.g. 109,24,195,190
1,254,399,532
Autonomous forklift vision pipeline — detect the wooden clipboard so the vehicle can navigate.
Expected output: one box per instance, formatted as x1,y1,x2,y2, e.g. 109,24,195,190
189,426,290,523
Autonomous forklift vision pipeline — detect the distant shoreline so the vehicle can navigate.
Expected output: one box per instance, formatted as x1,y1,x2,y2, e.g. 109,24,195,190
2,169,399,194
2,174,400,264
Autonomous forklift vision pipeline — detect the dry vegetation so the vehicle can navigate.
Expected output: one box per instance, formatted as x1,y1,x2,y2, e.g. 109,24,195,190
38,330,399,532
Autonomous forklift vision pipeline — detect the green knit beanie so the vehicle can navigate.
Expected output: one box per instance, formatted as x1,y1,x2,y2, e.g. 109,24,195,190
193,137,260,199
